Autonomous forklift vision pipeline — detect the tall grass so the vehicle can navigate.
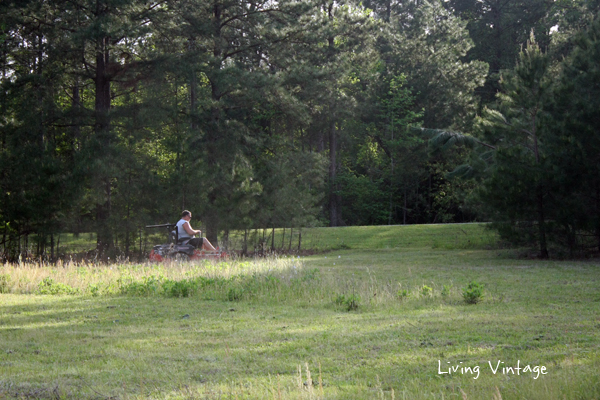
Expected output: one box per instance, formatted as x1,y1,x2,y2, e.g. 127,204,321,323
0,257,300,295
0,257,468,308
2,224,600,400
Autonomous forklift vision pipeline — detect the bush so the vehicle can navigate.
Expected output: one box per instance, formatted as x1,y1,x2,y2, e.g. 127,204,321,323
120,275,163,296
334,294,361,311
0,274,11,293
227,287,244,301
87,283,101,296
397,289,408,300
36,278,79,295
163,279,195,298
441,284,451,297
462,281,484,304
421,285,433,297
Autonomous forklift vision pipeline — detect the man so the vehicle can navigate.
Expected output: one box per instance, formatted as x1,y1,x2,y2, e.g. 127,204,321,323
176,210,217,251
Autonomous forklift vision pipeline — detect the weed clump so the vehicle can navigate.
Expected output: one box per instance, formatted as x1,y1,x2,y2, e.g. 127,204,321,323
462,281,484,304
0,274,11,293
227,286,244,301
120,275,163,296
421,285,433,297
441,284,451,297
112,266,322,302
397,289,409,300
162,279,196,298
334,294,361,311
36,278,79,295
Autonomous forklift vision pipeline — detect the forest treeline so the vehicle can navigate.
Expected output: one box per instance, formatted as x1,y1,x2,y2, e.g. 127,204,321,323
1,0,599,260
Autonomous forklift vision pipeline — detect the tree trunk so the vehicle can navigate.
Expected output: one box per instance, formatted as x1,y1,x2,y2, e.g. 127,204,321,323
72,80,81,149
189,38,197,133
138,229,143,261
531,111,548,258
403,188,407,225
428,173,432,223
223,229,229,250
385,0,391,22
327,2,341,228
202,4,224,246
143,234,148,258
537,189,549,259
1,224,6,261
596,185,600,253
329,115,339,227
271,227,275,251
125,212,130,257
94,27,114,253
180,39,198,210
255,228,259,252
204,213,219,247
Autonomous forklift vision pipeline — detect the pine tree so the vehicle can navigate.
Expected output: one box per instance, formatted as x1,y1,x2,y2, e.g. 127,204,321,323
445,0,553,105
0,0,80,259
295,1,377,227
420,33,555,257
162,0,323,243
547,17,600,253
335,0,487,225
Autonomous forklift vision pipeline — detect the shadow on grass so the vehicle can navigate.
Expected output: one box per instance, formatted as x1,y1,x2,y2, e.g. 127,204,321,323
1,291,600,399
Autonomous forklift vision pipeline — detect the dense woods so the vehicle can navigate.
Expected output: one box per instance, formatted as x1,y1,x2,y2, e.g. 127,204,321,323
1,0,599,259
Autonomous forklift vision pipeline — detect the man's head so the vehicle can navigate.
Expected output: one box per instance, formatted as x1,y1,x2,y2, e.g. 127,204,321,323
181,210,192,220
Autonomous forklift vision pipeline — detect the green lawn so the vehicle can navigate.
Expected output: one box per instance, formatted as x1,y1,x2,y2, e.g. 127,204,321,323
1,223,599,399
50,222,497,256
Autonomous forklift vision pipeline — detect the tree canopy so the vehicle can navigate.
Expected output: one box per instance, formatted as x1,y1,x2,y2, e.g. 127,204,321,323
1,0,598,259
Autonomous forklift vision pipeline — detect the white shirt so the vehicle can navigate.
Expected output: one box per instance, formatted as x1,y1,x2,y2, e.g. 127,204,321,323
176,219,194,239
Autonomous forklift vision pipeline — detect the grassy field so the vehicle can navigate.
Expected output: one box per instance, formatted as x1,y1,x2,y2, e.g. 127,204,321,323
1,223,599,399
49,222,500,257
219,223,501,253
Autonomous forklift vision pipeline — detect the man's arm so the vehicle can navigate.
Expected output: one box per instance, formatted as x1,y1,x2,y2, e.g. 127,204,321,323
183,222,200,236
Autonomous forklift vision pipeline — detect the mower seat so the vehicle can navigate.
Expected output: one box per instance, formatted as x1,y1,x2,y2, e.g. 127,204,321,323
171,230,193,245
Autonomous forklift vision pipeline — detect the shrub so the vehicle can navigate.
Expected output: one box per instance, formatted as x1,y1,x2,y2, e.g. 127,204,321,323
163,279,195,298
87,283,101,296
421,285,433,297
463,281,484,304
332,243,351,250
441,284,451,297
0,274,11,293
227,287,244,301
120,275,162,296
36,278,79,295
334,294,361,311
397,289,409,299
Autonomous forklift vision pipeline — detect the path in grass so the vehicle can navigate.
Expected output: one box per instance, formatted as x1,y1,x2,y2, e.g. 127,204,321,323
1,223,599,399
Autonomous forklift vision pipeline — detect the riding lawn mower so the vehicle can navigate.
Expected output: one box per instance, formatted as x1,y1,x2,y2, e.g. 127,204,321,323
146,223,227,261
